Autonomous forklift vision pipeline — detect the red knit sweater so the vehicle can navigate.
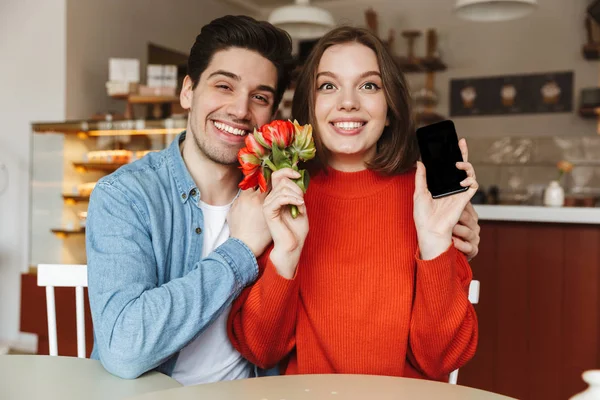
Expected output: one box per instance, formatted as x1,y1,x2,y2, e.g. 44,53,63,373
228,168,478,381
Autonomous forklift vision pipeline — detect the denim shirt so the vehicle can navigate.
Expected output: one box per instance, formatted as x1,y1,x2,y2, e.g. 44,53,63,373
86,132,259,379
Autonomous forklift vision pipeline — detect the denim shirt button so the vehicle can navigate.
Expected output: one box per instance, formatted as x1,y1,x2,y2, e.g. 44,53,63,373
190,189,197,196
181,193,187,200
195,227,202,234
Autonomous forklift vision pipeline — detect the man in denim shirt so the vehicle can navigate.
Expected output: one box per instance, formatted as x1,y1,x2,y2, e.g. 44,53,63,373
86,15,295,384
87,15,482,386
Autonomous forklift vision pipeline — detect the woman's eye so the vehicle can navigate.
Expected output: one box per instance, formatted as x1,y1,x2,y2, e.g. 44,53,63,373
362,82,380,91
318,83,335,91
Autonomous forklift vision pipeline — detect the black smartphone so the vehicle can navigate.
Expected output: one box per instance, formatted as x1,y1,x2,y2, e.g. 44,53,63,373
416,120,468,199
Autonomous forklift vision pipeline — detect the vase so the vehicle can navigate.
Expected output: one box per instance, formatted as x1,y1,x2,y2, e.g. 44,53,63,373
543,180,564,207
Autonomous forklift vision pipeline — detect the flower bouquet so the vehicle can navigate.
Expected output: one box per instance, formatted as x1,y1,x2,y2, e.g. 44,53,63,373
238,120,316,218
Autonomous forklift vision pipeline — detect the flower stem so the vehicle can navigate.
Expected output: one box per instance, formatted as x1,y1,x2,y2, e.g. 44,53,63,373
290,204,299,219
264,159,278,171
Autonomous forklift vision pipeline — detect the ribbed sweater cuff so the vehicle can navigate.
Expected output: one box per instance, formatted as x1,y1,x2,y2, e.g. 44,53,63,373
261,257,300,306
415,244,458,290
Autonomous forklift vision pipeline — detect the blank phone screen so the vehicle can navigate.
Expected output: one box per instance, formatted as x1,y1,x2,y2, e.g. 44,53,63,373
416,120,468,198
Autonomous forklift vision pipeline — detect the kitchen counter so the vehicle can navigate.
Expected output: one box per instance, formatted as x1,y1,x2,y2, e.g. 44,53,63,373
473,204,600,224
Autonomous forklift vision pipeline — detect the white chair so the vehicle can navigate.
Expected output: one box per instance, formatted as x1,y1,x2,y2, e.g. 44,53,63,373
448,279,480,385
37,264,88,358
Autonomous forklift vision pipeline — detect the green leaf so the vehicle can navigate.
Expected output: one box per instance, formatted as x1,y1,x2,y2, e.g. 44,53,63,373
262,166,272,187
271,144,292,170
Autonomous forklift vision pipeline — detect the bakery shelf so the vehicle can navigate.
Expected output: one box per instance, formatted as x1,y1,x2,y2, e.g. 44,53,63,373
73,162,127,173
31,118,186,136
62,194,91,204
51,228,85,238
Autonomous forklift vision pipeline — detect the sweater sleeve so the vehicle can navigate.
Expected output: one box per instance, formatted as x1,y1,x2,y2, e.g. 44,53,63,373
407,244,478,380
227,246,300,369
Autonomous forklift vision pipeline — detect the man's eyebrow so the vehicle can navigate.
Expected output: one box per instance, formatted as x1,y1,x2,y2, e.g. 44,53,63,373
207,70,240,81
257,85,276,94
208,70,275,94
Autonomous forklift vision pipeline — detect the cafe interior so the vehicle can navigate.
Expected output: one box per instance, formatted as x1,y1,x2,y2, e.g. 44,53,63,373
1,0,599,399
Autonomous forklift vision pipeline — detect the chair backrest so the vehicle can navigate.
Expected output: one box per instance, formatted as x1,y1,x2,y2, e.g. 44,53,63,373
37,264,88,358
448,279,480,385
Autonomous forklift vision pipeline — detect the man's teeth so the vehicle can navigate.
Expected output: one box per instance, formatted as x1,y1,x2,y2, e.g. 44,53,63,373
213,121,247,136
334,121,364,130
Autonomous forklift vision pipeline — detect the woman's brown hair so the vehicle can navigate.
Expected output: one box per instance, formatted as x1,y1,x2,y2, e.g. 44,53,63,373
292,26,419,175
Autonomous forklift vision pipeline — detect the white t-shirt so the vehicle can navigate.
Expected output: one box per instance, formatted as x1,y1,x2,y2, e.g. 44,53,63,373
171,199,252,386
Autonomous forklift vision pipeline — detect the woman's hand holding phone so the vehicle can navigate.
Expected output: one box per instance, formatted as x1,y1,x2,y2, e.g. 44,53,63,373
413,137,479,260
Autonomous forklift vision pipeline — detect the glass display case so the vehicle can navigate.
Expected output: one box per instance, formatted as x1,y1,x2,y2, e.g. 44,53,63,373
29,118,187,267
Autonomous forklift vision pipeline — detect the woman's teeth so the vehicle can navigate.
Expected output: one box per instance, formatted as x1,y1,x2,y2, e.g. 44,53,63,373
333,121,364,130
213,121,247,136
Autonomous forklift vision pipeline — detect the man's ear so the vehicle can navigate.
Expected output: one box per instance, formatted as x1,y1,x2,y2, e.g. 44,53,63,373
180,75,194,110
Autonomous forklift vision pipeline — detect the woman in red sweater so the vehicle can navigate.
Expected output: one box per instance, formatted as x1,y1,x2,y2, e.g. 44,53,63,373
228,26,479,381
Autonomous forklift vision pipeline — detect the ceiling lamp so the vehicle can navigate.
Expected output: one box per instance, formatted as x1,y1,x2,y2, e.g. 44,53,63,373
455,0,537,22
268,0,335,40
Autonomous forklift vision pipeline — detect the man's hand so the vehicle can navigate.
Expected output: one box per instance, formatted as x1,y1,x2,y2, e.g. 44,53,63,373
452,202,480,261
228,189,271,257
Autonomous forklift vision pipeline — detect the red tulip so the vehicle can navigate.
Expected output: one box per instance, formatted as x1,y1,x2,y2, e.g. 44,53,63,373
258,167,269,192
238,164,270,192
245,132,268,158
239,168,260,190
238,147,260,167
259,120,294,149
238,147,261,190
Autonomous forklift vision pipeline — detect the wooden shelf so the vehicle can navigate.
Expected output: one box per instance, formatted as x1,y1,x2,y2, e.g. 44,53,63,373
62,194,90,204
579,107,600,118
73,161,127,173
125,95,179,104
395,57,447,73
51,228,85,238
583,44,600,60
31,117,186,135
110,94,180,119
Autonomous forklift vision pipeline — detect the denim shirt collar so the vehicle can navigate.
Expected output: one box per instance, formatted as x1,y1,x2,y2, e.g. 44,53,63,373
167,131,198,204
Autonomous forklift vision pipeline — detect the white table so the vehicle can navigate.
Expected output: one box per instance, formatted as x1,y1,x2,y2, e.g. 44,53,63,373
1,355,181,399
125,374,516,400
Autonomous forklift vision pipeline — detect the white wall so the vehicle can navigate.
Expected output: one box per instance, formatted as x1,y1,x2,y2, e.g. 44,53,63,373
66,0,252,118
320,0,598,137
2,0,250,344
0,0,67,343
